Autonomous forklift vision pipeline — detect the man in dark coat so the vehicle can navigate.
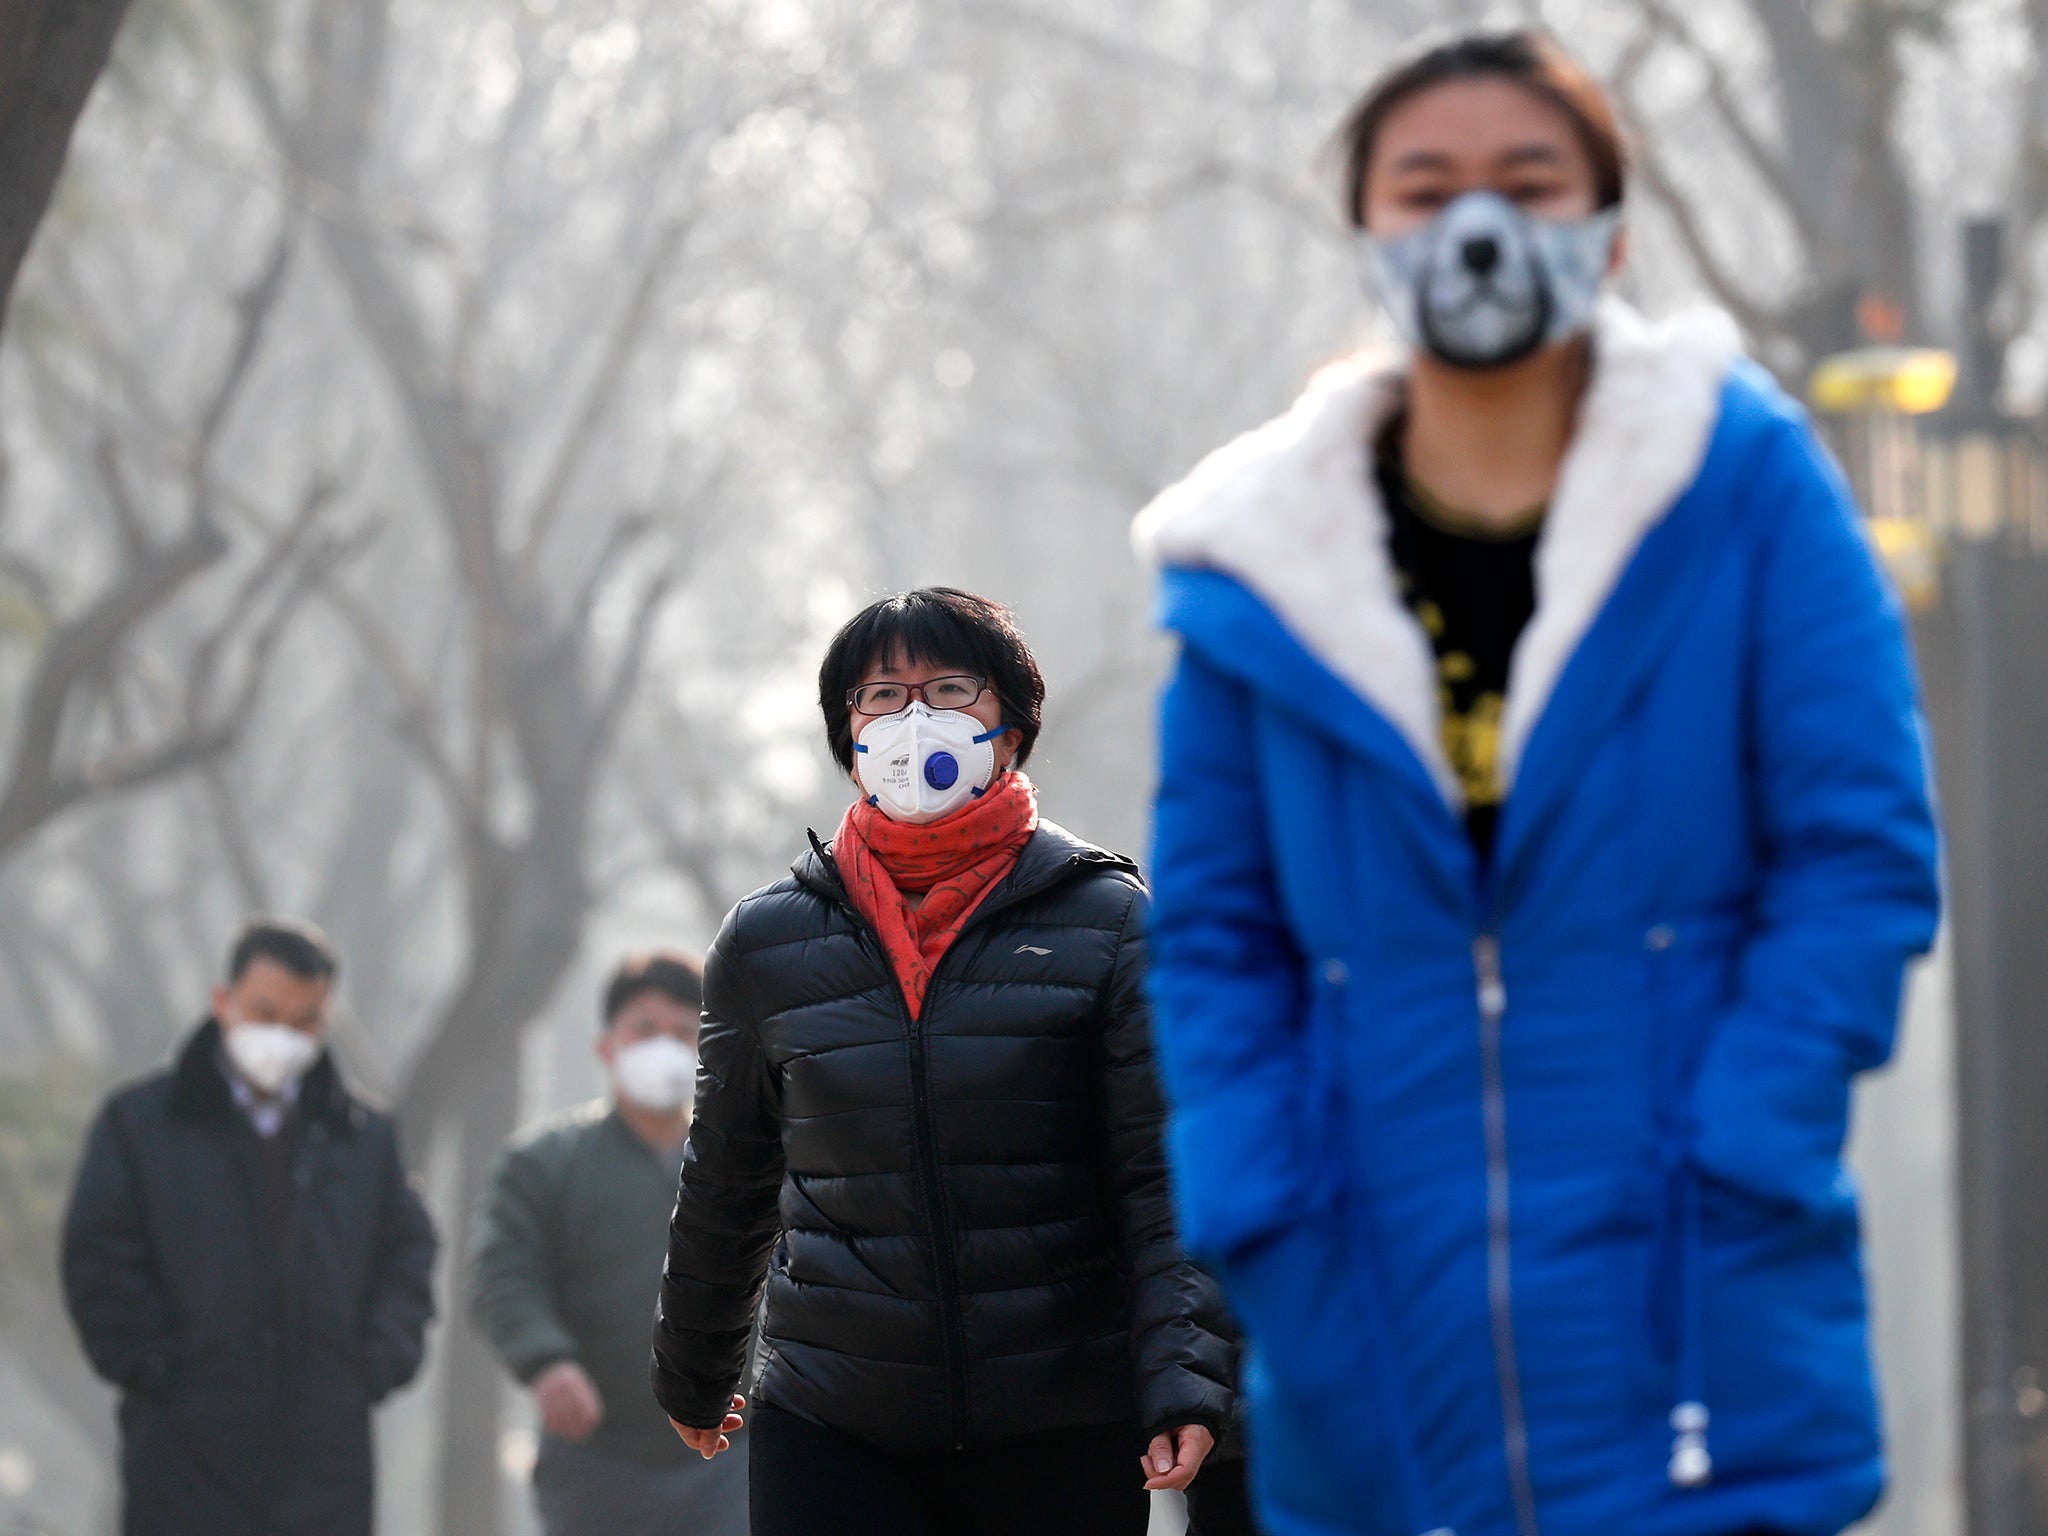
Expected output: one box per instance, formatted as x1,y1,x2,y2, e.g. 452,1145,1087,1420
60,918,438,1536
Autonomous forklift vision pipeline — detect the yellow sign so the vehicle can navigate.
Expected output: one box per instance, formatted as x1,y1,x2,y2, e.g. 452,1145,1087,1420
1866,515,1941,613
1809,348,1958,415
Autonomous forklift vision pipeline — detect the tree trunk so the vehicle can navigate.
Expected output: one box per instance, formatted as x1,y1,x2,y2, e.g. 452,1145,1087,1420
433,1038,521,1536
409,844,588,1536
306,746,432,1036
0,0,134,335
1741,0,1926,353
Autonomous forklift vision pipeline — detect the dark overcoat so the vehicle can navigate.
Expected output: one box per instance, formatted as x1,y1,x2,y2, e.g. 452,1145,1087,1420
62,1020,437,1536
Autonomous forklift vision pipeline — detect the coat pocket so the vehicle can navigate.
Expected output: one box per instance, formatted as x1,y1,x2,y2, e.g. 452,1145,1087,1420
1228,1213,1421,1535
1688,1160,1877,1481
1641,919,1877,1486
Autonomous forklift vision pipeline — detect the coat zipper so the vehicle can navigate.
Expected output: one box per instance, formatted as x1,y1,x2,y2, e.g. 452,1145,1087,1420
819,894,973,1451
807,839,1123,1451
895,981,971,1448
1475,931,1541,1536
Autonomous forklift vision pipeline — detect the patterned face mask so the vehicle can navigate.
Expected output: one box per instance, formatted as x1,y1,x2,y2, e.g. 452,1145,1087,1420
1361,190,1621,369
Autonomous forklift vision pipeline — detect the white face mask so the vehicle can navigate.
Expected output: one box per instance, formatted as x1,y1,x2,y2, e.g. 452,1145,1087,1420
222,1022,321,1096
854,702,1008,824
611,1035,699,1113
1361,189,1621,369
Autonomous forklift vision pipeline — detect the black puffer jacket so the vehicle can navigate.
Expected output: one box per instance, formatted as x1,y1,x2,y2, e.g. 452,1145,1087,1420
652,821,1234,1452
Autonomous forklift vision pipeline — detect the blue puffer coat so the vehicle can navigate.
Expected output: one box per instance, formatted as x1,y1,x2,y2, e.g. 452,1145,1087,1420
1132,303,1941,1536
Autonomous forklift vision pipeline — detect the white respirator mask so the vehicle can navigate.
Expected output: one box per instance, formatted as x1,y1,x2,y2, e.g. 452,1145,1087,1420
854,702,1009,824
611,1035,700,1112
1361,189,1621,370
222,1022,321,1096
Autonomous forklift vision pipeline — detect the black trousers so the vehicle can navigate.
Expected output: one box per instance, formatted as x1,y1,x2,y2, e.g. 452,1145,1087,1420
748,1402,1150,1536
1185,1454,1261,1536
532,1432,750,1536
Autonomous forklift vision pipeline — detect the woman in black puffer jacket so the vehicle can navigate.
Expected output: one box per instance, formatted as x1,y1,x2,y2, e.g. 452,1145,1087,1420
651,587,1234,1536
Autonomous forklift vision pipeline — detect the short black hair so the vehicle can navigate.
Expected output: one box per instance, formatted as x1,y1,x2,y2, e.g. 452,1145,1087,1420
227,918,340,985
817,588,1046,774
1336,29,1628,227
602,951,704,1028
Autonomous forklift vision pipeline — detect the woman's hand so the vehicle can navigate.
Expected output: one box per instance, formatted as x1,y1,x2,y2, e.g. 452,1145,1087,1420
670,1394,746,1460
1140,1423,1215,1492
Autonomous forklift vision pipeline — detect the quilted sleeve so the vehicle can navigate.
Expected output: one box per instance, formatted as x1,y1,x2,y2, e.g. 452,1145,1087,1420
650,904,785,1429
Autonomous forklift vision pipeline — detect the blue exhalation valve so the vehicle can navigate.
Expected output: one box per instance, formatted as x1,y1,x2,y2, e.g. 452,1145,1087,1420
924,752,960,790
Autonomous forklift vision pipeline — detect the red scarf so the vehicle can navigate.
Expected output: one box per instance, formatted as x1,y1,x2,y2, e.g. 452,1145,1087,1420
833,772,1039,1020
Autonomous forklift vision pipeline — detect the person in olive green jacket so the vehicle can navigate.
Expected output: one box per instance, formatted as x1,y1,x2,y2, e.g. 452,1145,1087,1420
469,953,747,1536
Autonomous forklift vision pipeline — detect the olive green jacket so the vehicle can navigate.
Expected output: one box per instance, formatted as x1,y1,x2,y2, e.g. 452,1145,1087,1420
469,1101,688,1466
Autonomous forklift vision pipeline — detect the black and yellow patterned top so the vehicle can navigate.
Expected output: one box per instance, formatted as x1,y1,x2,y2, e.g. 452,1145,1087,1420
1374,425,1543,860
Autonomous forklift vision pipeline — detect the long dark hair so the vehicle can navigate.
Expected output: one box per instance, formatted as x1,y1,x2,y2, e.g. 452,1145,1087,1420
1336,30,1628,226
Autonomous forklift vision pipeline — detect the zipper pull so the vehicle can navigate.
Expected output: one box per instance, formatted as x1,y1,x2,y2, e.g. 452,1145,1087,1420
1668,1400,1712,1486
1473,934,1505,1022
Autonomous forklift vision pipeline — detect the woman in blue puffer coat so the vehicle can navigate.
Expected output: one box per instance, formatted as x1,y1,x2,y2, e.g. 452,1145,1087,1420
1134,29,1941,1536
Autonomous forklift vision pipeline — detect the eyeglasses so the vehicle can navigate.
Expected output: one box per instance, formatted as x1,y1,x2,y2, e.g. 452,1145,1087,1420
846,674,989,717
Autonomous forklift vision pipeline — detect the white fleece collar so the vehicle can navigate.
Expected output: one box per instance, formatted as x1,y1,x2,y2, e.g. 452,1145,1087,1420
1133,299,1741,807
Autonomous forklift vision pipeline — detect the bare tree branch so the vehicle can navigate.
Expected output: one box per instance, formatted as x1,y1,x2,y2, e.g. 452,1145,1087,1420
9,483,346,851
985,156,1326,238
313,564,487,835
44,715,237,804
184,468,337,709
450,54,548,390
963,0,1312,102
201,764,270,913
0,208,342,865
623,757,768,922
241,38,510,610
191,228,295,464
1612,27,1790,341
0,513,227,858
516,216,694,566
1630,0,1818,251
0,547,54,618
564,510,656,643
583,560,677,773
90,431,154,562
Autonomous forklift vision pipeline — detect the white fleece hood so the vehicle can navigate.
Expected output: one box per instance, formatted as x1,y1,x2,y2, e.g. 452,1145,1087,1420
1132,299,1742,807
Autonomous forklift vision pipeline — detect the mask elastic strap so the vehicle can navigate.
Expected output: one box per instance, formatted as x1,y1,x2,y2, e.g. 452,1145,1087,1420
969,725,1010,797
